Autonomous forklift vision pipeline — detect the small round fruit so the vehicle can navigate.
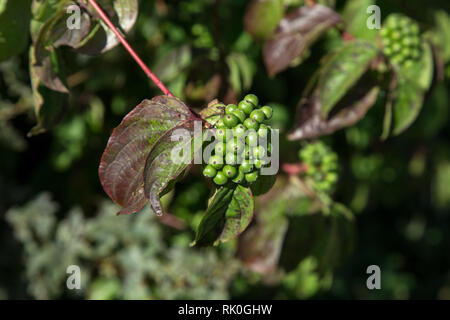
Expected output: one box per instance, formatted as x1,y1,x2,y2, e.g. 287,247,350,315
223,165,237,178
244,94,258,106
232,124,246,138
254,159,263,169
232,170,245,184
239,159,253,173
245,171,259,183
227,138,244,154
209,155,224,170
214,141,226,156
232,109,246,123
225,104,238,115
213,171,228,185
260,106,273,120
241,146,251,159
225,152,238,165
223,114,239,128
215,128,227,141
203,165,217,178
252,146,266,159
250,109,265,123
215,118,226,129
245,131,258,146
257,124,269,138
244,118,259,131
238,100,254,115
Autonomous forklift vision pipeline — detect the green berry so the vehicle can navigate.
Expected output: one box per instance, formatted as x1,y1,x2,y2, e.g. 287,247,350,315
260,106,273,120
232,170,245,184
213,171,228,185
238,100,254,115
244,94,258,107
250,109,266,123
223,165,237,178
244,118,259,131
232,124,246,138
209,155,223,170
232,109,246,123
252,145,266,159
241,146,251,159
203,165,217,178
245,171,259,183
215,118,226,129
254,159,264,169
227,138,244,154
215,128,227,141
245,131,258,147
239,160,254,173
225,152,238,165
225,104,238,114
214,141,226,156
257,124,269,138
223,114,239,128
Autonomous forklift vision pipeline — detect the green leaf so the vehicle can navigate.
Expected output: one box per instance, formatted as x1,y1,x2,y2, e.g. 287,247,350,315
0,0,32,62
250,174,276,196
193,185,254,246
244,0,284,41
144,119,203,216
199,100,225,126
317,40,378,117
99,96,194,215
263,4,342,75
153,45,191,83
402,41,434,91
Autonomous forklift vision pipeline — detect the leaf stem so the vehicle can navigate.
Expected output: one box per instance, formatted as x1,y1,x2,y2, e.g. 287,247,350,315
85,0,174,97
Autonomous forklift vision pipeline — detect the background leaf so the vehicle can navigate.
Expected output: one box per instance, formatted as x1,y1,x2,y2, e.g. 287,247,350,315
244,0,284,41
263,4,342,76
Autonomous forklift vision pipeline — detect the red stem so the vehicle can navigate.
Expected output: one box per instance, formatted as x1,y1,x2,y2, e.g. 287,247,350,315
85,0,174,97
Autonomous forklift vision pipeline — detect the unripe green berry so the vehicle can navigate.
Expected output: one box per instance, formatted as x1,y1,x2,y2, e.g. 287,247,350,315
225,152,238,165
238,100,254,115
252,145,266,159
250,109,265,123
232,170,245,184
257,124,269,138
241,146,251,159
213,171,228,185
245,171,259,183
232,124,246,138
209,155,224,170
227,138,244,154
215,128,227,141
232,109,246,123
239,160,254,173
244,118,259,131
222,165,237,179
244,94,259,107
260,106,273,120
203,164,217,178
225,104,238,115
223,114,239,128
254,159,263,169
214,141,226,156
245,131,258,147
215,118,226,129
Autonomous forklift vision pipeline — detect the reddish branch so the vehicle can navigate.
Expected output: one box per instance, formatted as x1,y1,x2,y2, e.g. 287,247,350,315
85,0,174,97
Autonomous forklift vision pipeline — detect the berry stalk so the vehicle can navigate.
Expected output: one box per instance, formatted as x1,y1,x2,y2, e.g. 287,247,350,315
85,0,174,97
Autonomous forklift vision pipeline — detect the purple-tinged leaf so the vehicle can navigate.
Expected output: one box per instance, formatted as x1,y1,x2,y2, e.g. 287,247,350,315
288,85,379,140
263,4,342,76
144,119,203,216
244,0,284,41
199,99,225,126
99,96,193,215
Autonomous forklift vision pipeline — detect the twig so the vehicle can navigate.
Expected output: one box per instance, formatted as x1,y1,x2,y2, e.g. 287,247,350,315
85,0,174,97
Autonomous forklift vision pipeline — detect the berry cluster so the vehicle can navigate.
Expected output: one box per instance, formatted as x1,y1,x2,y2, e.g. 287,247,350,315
299,142,338,193
380,14,421,67
203,94,273,186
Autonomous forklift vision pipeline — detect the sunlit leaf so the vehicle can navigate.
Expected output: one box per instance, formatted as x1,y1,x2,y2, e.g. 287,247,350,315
144,119,203,216
193,185,254,246
263,4,342,76
99,96,193,215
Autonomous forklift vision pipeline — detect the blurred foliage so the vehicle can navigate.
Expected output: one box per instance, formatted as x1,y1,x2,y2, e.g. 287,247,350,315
0,0,450,300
